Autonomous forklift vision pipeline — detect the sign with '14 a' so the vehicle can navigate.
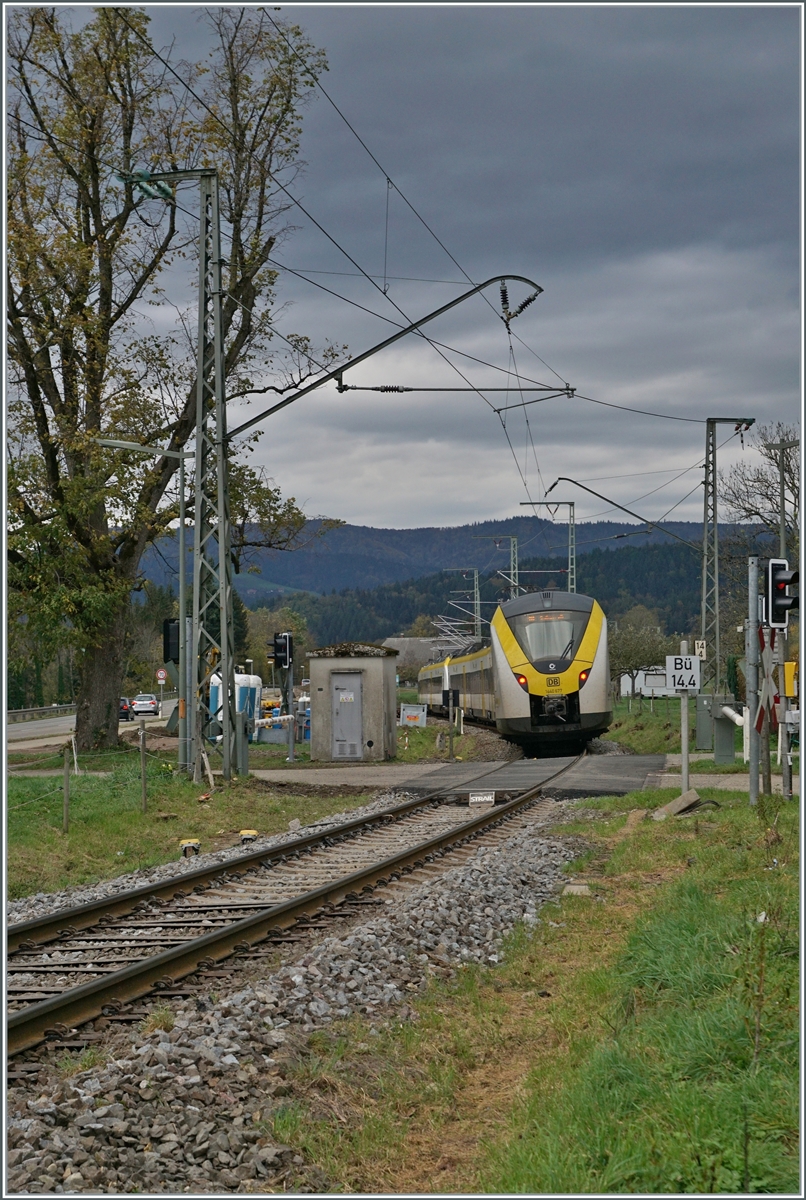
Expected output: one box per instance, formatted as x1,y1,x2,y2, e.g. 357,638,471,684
665,655,701,692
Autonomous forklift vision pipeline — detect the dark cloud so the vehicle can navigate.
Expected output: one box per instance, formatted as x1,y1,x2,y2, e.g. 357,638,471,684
280,5,800,271
140,5,799,526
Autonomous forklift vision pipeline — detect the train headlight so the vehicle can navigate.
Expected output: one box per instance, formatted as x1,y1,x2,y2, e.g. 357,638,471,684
578,669,590,688
515,673,529,691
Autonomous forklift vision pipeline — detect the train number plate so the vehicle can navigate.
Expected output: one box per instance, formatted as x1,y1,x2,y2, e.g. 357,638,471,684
469,792,495,805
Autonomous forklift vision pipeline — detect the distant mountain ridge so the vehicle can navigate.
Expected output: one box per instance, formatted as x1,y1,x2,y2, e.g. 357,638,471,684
142,514,713,601
264,540,705,647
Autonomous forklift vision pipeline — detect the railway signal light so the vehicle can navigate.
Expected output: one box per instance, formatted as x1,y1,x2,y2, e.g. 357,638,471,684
273,632,293,669
767,559,799,629
163,618,180,664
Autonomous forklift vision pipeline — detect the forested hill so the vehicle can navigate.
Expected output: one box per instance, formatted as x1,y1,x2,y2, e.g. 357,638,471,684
252,541,703,646
143,514,707,601
235,516,703,599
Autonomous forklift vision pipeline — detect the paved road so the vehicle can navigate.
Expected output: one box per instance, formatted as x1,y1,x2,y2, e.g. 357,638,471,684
7,701,177,749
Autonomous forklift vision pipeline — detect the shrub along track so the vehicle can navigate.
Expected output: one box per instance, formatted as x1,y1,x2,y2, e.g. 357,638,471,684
7,756,582,1058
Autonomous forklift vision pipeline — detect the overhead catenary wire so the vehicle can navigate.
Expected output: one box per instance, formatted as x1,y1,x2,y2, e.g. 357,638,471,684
263,266,469,285
13,110,706,437
18,15,716,532
262,7,574,390
572,393,704,425
112,11,512,424
544,479,699,551
120,176,556,497
576,430,739,521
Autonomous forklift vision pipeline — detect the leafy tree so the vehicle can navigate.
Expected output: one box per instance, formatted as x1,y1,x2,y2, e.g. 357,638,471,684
719,422,800,561
7,7,339,747
404,613,438,637
121,582,176,694
245,603,310,685
609,607,677,697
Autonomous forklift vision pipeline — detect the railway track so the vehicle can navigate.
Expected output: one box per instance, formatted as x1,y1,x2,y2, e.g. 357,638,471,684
7,755,582,1056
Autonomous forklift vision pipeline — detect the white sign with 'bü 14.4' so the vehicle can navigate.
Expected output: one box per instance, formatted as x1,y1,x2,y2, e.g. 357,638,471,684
665,655,701,692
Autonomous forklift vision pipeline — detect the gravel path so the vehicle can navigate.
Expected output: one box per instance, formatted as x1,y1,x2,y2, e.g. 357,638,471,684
6,797,589,1195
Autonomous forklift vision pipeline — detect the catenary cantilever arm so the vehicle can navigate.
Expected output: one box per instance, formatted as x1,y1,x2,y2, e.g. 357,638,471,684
226,275,544,441
545,477,699,550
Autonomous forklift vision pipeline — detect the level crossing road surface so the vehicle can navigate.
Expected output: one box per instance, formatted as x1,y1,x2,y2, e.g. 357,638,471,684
6,701,177,751
251,755,666,796
401,754,666,797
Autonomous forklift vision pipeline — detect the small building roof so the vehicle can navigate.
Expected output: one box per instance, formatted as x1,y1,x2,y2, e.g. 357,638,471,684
308,641,398,659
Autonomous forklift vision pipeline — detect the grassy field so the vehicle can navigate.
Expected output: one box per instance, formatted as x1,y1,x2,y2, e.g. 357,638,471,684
266,786,799,1194
6,748,375,900
604,696,744,757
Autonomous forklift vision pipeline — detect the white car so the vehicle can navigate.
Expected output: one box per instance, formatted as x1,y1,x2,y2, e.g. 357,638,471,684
131,693,160,717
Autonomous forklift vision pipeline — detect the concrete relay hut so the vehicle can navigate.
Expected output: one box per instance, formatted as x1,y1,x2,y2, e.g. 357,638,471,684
308,643,398,762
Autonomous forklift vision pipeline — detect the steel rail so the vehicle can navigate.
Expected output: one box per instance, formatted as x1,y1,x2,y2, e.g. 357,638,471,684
7,762,510,954
7,756,580,1055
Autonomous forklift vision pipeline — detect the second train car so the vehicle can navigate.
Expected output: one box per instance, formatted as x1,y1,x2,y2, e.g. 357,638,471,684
418,589,611,754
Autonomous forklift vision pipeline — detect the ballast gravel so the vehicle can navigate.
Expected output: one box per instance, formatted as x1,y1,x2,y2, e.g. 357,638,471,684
6,791,409,927
7,797,589,1195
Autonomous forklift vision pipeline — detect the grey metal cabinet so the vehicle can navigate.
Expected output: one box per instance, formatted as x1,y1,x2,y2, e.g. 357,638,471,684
331,673,363,759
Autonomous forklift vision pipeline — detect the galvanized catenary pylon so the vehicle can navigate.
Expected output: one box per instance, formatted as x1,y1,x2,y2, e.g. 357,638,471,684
473,535,521,600
188,171,236,781
700,417,754,693
147,168,237,780
519,502,576,593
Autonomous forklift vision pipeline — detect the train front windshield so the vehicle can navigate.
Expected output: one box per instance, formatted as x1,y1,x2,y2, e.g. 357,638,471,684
508,610,589,663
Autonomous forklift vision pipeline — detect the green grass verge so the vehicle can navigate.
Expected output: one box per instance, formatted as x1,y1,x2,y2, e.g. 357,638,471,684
262,788,798,1194
482,794,799,1194
6,750,375,900
602,697,693,754
602,697,754,758
665,757,799,776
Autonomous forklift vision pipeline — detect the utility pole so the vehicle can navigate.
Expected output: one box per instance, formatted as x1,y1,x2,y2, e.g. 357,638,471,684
680,640,690,794
701,417,755,694
473,535,519,599
447,569,481,641
286,660,295,765
519,501,576,592
768,437,798,802
747,556,760,806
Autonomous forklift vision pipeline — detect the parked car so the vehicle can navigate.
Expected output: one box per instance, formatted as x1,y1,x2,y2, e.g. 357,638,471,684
119,697,134,722
131,693,160,717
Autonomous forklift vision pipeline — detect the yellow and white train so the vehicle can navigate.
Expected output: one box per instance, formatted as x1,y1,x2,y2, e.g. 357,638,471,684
418,590,611,754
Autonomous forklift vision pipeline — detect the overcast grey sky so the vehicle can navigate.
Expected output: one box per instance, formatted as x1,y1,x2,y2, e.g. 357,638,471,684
149,3,801,528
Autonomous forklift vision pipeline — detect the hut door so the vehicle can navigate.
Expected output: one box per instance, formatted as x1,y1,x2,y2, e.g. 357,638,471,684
332,673,363,759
